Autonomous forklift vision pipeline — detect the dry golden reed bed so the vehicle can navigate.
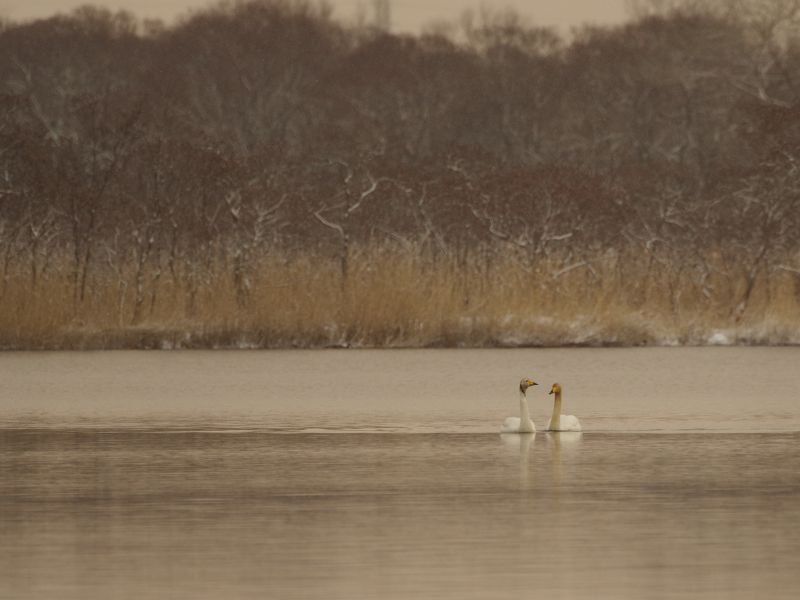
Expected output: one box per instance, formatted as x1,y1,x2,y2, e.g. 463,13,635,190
2,247,799,349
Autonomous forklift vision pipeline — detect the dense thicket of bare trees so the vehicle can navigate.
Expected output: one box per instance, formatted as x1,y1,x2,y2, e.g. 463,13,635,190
1,0,800,346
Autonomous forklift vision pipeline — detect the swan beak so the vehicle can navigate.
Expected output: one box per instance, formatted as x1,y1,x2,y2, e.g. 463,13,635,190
548,389,554,395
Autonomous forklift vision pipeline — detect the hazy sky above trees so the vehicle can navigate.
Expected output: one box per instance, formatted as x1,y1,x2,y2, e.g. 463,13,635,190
3,0,628,31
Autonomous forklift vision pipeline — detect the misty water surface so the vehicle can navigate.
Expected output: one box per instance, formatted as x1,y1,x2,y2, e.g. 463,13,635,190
1,349,799,599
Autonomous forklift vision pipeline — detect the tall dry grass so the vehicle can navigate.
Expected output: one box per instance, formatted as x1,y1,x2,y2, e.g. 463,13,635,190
1,244,799,349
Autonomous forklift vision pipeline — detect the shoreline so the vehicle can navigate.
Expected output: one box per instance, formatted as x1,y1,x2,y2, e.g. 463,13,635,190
3,325,798,351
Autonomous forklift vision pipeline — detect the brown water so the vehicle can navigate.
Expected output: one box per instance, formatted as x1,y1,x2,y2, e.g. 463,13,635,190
1,349,800,598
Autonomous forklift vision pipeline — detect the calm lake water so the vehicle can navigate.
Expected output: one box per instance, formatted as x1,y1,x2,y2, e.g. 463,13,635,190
1,348,799,599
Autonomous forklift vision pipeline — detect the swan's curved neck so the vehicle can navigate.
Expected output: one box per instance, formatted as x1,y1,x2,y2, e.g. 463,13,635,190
519,390,533,431
550,391,562,430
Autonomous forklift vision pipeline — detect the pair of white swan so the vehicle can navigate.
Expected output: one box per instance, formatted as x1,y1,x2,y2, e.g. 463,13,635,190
501,378,582,433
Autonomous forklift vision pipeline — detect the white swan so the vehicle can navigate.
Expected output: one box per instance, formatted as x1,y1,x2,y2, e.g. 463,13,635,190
501,378,537,433
546,383,582,432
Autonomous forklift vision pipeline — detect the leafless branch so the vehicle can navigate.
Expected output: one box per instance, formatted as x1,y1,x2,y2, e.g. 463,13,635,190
313,208,345,237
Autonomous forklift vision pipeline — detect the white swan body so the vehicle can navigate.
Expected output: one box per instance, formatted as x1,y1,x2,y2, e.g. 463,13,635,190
546,383,582,432
548,413,582,432
501,378,537,433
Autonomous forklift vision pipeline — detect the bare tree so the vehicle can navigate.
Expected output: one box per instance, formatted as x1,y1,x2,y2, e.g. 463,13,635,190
314,160,387,289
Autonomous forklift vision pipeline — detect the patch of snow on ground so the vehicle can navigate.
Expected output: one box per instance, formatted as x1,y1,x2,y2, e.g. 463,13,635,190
707,331,732,345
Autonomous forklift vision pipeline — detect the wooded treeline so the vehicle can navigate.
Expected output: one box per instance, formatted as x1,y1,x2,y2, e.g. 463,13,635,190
1,0,800,348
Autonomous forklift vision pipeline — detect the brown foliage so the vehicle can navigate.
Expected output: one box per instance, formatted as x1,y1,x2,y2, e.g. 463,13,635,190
1,1,800,346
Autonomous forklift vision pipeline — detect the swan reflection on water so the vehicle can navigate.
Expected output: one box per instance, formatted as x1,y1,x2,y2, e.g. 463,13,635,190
500,431,536,453
499,431,584,490
546,431,584,448
500,432,536,489
547,431,583,489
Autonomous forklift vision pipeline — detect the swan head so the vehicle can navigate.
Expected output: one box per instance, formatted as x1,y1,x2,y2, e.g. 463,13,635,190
519,378,538,394
549,383,562,395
